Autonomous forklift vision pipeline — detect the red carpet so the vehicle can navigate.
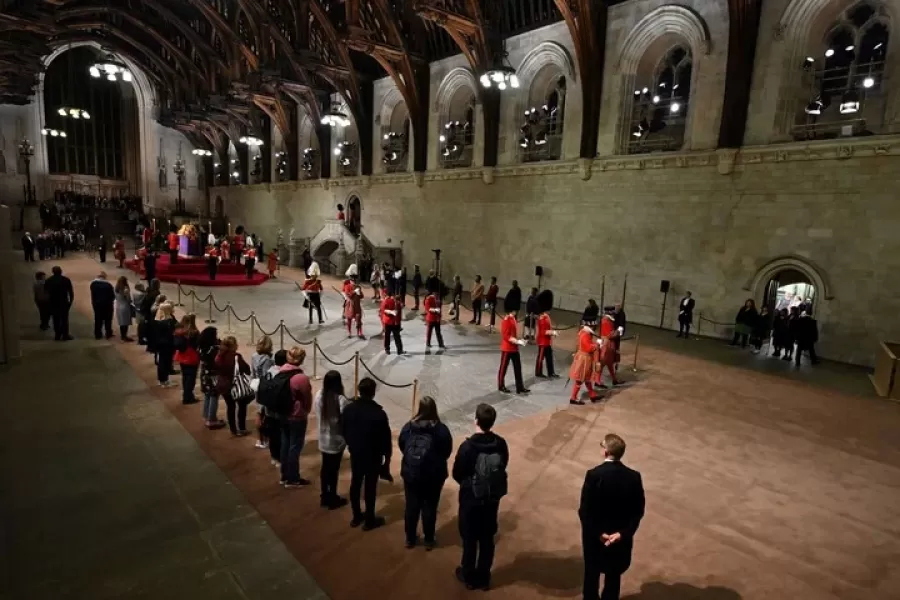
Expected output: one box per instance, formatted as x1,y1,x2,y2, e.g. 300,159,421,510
125,255,269,287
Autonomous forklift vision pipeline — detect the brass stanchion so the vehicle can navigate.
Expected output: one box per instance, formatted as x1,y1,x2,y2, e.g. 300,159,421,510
354,351,360,397
176,281,183,307
312,339,318,380
190,290,196,315
411,379,419,418
206,296,216,324
279,320,285,350
250,312,256,345
226,302,232,333
632,334,640,372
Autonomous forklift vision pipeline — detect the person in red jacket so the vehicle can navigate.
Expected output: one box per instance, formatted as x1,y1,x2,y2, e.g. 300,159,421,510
167,229,179,264
278,346,314,488
381,292,404,354
423,290,446,350
302,275,324,324
570,327,601,405
232,230,245,264
267,250,278,279
595,329,621,388
498,297,529,394
174,314,201,405
534,290,559,378
343,278,364,338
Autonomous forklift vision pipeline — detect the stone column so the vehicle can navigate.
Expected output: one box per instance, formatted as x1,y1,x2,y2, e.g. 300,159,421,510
0,204,21,364
288,237,305,268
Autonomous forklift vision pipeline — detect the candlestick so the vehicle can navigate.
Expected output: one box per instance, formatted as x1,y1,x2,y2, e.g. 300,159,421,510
228,222,232,235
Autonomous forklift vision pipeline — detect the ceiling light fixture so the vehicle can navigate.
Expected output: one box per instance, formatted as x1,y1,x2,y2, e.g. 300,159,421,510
825,48,835,57
192,149,213,156
321,107,351,128
670,102,681,114
479,51,519,91
805,98,824,115
238,135,264,147
41,128,66,138
839,89,860,114
863,76,875,89
90,55,133,83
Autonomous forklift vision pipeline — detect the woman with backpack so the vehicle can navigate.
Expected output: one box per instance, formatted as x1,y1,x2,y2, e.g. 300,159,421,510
251,336,275,450
214,336,252,436
315,370,350,509
198,327,225,429
174,314,200,404
398,396,453,550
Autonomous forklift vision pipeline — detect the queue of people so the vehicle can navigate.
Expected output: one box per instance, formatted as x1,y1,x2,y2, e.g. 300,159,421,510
731,299,819,365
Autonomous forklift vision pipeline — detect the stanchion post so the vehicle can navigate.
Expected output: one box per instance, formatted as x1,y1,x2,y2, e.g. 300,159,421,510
250,312,256,345
226,302,232,332
632,334,640,372
312,339,318,380
207,296,216,324
176,281,182,307
354,351,360,397
411,379,419,418
191,291,196,315
279,320,285,350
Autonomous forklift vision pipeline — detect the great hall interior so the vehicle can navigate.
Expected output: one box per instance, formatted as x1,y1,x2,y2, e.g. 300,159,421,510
1,1,899,600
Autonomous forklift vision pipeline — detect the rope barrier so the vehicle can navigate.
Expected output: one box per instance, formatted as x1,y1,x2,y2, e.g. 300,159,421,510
358,357,415,389
252,315,282,337
313,342,357,367
282,325,315,346
228,305,254,322
212,296,229,312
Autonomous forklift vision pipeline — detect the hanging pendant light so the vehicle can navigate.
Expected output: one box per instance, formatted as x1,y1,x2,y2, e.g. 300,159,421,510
58,42,90,121
839,89,860,114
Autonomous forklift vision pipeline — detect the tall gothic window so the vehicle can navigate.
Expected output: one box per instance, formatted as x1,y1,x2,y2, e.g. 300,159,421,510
518,75,566,162
795,2,889,139
626,45,692,154
440,102,474,169
44,48,133,178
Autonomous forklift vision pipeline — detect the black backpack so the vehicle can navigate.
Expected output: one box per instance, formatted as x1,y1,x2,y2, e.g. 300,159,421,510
470,451,507,504
402,427,434,482
256,371,296,415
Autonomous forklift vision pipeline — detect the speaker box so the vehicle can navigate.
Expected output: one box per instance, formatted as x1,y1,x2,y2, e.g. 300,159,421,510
660,280,670,293
535,265,544,277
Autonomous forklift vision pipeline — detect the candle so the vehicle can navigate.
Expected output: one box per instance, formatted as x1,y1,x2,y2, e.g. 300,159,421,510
208,221,212,231
152,218,156,231
228,222,232,235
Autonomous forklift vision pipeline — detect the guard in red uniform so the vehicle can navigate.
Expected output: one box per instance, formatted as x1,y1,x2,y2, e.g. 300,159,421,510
595,330,621,388
232,230,245,264
498,297,529,394
381,293,404,354
243,247,257,280
569,326,601,405
205,245,220,280
267,250,278,278
343,278,364,338
136,245,148,276
534,290,559,378
167,229,179,264
142,226,152,248
114,237,126,269
423,290,445,350
302,275,324,324
220,238,230,262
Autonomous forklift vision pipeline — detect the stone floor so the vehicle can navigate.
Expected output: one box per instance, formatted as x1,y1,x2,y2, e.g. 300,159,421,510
3,253,900,600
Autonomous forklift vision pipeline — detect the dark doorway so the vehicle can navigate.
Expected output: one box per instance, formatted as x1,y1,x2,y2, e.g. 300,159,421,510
347,195,361,235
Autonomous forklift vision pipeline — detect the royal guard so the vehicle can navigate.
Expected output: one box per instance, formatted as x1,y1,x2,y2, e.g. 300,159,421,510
243,246,257,280
232,228,245,264
599,311,624,371
142,225,152,248
267,250,278,279
381,292,404,355
205,245,220,280
136,245,148,277
594,329,621,388
167,228,179,264
302,274,324,324
113,236,126,269
343,277,365,338
569,326,602,405
498,297,529,394
423,289,446,350
534,290,559,378
220,238,231,262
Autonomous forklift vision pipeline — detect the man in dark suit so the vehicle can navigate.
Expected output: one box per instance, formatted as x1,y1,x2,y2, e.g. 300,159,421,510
579,433,645,600
44,266,74,341
794,312,819,366
677,291,695,338
22,232,35,262
144,249,158,283
89,271,115,339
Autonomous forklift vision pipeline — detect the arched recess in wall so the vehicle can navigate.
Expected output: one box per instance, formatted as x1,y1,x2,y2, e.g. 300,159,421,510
512,42,576,162
297,108,320,180
745,255,833,302
344,190,362,235
434,67,478,169
614,5,711,154
775,0,898,140
378,86,410,173
33,40,157,205
333,96,360,178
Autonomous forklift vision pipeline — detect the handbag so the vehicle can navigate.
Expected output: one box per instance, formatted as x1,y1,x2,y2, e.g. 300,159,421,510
231,356,255,403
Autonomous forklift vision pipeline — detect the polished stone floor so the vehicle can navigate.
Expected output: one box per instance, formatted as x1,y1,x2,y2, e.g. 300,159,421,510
3,253,899,600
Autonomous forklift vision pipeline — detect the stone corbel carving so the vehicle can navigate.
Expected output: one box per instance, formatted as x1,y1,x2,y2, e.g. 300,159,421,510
578,157,593,181
482,166,495,185
716,148,738,175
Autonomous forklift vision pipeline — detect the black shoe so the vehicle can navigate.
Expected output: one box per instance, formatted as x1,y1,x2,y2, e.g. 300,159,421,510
455,567,476,590
569,399,585,406
328,496,348,510
320,495,330,508
182,399,199,405
439,345,447,350
516,388,531,395
499,386,511,394
350,516,363,528
362,516,386,531
535,373,547,378
405,537,418,549
424,538,436,551
549,373,560,379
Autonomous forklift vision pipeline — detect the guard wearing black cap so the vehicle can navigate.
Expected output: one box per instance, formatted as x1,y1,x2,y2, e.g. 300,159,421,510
534,290,559,378
498,296,529,394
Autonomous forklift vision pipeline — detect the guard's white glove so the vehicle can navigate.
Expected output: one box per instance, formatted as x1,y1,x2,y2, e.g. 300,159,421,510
384,310,397,316
429,308,441,313
516,339,527,346
617,326,624,335
340,293,349,301
550,330,559,336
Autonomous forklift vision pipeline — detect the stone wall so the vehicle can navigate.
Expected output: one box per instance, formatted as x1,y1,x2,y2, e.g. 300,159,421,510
214,138,900,367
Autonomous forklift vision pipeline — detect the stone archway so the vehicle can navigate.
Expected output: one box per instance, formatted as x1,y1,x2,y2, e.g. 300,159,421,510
346,194,362,236
746,256,832,319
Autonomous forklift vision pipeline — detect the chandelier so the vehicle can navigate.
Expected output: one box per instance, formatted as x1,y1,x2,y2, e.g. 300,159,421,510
57,107,90,120
40,128,67,138
89,55,133,82
321,107,351,128
301,148,318,177
479,51,519,91
239,135,264,147
192,149,213,156
334,141,356,166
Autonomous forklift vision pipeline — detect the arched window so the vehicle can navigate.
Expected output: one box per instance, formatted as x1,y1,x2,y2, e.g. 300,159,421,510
440,91,475,169
626,45,692,155
381,101,409,173
795,2,889,140
519,74,566,162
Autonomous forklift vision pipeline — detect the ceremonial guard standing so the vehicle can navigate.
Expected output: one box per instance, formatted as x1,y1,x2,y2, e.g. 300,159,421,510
167,229,179,264
220,238,231,263
232,229,245,264
343,277,365,338
114,236,126,269
267,250,278,278
423,289,446,350
206,245,220,281
243,246,257,280
569,326,602,405
498,297,529,394
594,329,621,388
302,274,324,324
381,292,403,355
534,290,559,378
